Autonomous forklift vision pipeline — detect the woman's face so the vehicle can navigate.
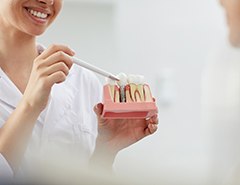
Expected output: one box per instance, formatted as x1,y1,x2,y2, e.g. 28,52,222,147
220,0,240,47
0,0,63,36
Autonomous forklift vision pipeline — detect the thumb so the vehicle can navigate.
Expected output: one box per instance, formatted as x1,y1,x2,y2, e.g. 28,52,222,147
94,103,103,117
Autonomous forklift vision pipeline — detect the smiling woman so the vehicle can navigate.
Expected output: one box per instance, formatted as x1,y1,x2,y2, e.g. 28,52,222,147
0,0,158,182
0,0,61,36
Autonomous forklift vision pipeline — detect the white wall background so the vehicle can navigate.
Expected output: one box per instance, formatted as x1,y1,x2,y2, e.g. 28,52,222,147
38,0,227,184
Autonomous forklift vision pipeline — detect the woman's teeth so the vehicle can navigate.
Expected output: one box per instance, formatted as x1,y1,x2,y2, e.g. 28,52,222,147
27,8,48,19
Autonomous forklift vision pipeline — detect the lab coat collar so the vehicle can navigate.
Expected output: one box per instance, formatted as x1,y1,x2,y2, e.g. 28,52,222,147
0,65,78,128
0,67,23,108
0,44,44,108
0,68,50,128
0,43,78,126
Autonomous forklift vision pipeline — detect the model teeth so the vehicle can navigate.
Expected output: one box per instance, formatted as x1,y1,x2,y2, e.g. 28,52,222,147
117,73,128,102
106,74,153,103
28,8,48,19
127,74,137,84
117,73,128,86
138,75,145,84
106,77,116,86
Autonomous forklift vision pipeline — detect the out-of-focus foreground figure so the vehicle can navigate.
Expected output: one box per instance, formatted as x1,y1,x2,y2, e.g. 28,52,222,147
202,0,240,184
220,0,240,47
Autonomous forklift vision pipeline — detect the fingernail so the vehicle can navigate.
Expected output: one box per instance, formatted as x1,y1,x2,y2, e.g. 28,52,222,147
97,103,102,109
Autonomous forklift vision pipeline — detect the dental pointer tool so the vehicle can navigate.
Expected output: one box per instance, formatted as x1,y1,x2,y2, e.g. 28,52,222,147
73,57,120,81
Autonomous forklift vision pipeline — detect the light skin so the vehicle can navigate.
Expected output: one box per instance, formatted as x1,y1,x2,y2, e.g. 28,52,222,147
220,0,240,47
0,0,158,173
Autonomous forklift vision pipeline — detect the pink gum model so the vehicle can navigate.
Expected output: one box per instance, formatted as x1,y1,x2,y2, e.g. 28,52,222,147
102,85,158,119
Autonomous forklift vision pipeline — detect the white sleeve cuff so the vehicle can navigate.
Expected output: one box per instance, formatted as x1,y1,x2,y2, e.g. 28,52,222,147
0,153,13,177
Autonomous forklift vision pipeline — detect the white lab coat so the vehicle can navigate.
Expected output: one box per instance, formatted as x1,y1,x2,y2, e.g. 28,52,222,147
0,46,102,177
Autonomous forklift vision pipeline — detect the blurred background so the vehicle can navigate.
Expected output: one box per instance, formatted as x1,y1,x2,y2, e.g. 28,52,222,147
38,0,239,184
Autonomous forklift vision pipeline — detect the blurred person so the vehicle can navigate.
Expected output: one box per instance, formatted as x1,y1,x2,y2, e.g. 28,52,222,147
202,0,240,184
220,0,240,47
0,0,158,181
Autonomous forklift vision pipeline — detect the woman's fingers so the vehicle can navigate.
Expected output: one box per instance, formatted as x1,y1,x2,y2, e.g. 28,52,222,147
37,44,75,60
33,46,74,87
145,114,158,136
146,114,159,125
145,124,158,136
47,71,67,85
94,103,107,126
42,62,69,77
43,51,73,69
23,44,76,112
40,50,74,77
47,51,73,68
94,103,104,117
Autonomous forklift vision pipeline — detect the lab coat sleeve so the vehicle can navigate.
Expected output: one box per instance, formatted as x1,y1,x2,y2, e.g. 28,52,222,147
0,153,13,177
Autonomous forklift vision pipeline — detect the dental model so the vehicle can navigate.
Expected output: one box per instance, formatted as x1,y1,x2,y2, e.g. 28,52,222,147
127,75,145,102
102,73,157,119
106,73,154,103
106,78,120,103
117,73,128,103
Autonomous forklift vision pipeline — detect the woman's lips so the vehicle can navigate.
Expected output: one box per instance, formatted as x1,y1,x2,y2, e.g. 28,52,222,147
24,7,50,24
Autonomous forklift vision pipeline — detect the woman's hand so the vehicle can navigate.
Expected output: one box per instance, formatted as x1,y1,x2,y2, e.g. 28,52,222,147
22,44,75,112
0,45,75,171
91,103,158,168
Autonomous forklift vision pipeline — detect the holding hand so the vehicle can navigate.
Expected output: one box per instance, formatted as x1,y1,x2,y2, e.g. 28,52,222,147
92,103,158,168
22,45,75,112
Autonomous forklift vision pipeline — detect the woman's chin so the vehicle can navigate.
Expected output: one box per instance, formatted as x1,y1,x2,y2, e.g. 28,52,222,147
25,29,46,37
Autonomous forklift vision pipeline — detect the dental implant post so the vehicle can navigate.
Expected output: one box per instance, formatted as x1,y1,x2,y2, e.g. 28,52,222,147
117,73,128,102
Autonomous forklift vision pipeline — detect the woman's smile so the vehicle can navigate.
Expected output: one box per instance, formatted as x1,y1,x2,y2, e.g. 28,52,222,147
23,6,51,25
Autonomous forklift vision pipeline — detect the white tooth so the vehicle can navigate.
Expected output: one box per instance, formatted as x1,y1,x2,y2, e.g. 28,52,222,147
28,8,47,19
37,12,41,18
128,74,137,84
135,76,141,85
117,73,128,86
106,77,116,86
41,13,47,19
136,75,145,102
137,75,145,85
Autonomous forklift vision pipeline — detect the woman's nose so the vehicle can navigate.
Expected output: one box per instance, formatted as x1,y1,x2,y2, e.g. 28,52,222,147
37,0,54,5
